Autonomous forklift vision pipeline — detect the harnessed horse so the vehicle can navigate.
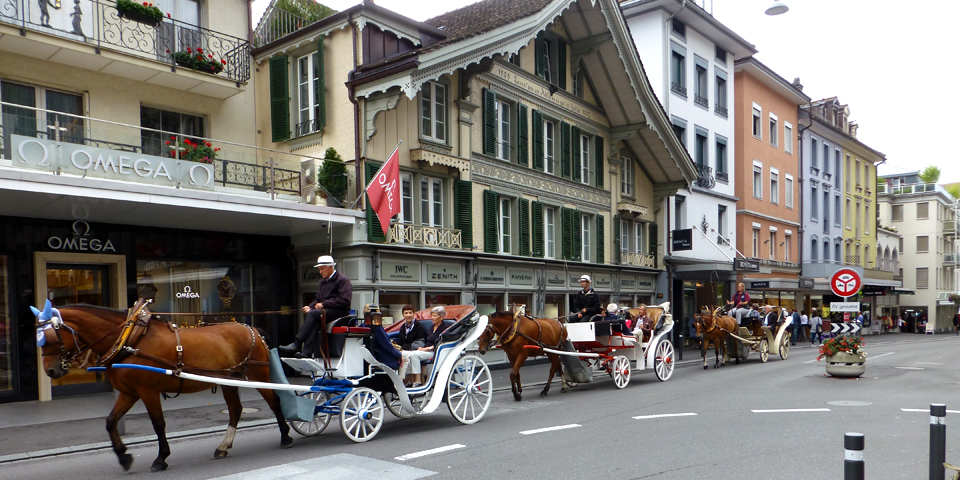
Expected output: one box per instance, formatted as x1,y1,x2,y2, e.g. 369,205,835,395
33,300,292,472
693,306,737,370
476,310,568,401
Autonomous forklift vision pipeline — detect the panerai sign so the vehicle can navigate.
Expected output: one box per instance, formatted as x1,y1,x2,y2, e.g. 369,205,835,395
47,221,116,253
12,135,215,190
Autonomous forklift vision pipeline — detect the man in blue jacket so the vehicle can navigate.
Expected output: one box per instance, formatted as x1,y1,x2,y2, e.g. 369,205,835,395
280,255,353,357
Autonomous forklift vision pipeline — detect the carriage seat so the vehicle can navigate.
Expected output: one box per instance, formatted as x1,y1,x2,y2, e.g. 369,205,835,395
325,316,367,359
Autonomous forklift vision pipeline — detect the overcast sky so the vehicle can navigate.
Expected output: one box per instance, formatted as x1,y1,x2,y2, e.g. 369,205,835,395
252,0,959,183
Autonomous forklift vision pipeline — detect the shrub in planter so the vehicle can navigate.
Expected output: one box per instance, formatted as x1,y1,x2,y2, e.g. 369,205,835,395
166,136,220,164
168,47,227,75
317,147,347,203
116,0,168,26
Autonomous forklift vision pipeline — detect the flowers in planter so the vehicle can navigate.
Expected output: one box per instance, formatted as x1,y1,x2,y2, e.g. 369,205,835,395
166,136,220,164
116,0,166,25
168,47,227,75
817,335,863,361
949,293,960,304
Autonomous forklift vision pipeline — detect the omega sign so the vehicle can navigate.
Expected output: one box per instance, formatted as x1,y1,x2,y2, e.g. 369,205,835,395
176,286,200,299
47,221,116,253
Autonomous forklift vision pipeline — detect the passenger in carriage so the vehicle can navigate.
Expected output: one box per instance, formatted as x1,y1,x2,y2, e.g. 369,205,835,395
279,255,354,357
761,305,777,329
567,275,602,323
398,306,450,387
631,304,655,340
726,282,751,325
395,304,428,386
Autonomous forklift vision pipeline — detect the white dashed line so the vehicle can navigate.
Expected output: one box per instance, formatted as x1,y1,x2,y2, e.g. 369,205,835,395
752,408,831,413
869,352,895,360
915,362,942,365
901,408,960,414
520,424,581,435
895,367,924,370
395,444,466,461
633,412,698,420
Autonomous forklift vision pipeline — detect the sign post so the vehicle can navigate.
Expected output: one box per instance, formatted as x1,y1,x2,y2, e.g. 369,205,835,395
831,269,863,335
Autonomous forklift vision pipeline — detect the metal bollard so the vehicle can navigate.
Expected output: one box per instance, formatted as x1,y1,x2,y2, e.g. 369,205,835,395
845,432,865,480
930,404,947,480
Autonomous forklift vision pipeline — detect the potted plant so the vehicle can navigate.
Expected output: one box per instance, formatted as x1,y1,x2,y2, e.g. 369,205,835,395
168,47,227,75
817,334,865,378
115,0,168,27
317,147,346,206
166,136,220,164
949,293,960,304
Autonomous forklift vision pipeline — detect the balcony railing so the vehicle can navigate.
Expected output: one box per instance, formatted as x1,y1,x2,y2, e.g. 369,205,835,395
946,254,958,266
945,220,956,234
253,6,315,48
715,171,728,183
670,82,687,97
621,251,655,268
845,255,862,266
694,163,715,189
694,93,709,108
0,0,250,83
0,102,326,198
388,223,462,250
878,182,951,198
714,105,728,117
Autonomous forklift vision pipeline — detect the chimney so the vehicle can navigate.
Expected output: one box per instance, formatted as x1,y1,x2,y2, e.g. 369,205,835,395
792,77,803,91
849,122,858,138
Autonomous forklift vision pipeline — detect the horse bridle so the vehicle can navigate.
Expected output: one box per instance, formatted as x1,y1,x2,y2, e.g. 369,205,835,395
479,324,500,351
38,312,123,371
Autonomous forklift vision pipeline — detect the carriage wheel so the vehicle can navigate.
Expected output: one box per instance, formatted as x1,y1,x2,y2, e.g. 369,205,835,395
340,387,384,443
779,335,790,360
759,339,769,363
446,355,493,425
384,389,428,419
611,355,631,389
654,340,675,381
290,391,332,437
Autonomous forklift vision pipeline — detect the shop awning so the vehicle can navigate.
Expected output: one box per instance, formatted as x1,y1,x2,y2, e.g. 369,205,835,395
892,289,916,295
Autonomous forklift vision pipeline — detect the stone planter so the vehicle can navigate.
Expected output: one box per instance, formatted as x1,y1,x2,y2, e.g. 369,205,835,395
825,351,866,378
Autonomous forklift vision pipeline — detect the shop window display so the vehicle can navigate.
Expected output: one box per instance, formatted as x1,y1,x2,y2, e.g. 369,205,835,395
379,292,419,325
477,294,504,316
0,256,12,393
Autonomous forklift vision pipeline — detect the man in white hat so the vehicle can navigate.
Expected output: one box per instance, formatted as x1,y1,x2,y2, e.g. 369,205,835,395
280,255,353,357
567,274,601,323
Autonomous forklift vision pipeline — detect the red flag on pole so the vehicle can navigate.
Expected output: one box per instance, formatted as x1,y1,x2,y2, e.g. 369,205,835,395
365,145,401,236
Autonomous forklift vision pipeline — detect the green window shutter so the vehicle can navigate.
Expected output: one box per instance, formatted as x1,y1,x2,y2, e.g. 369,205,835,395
595,135,604,188
482,89,496,156
596,214,604,264
561,207,572,260
560,121,571,178
573,210,582,261
571,126,581,183
483,190,498,253
454,180,473,250
649,222,658,268
518,104,529,167
519,198,530,256
613,214,621,265
316,37,326,131
535,38,546,79
532,201,544,258
558,40,567,90
532,110,544,171
269,55,289,142
365,161,386,242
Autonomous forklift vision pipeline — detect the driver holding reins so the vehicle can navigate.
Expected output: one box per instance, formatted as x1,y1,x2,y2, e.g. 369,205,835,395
568,275,602,323
726,282,751,325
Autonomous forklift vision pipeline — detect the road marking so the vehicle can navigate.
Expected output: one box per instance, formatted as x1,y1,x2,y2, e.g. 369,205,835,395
633,412,698,420
895,366,924,370
519,424,581,435
803,359,820,364
869,352,895,360
751,408,830,413
916,362,943,365
901,408,960,414
395,444,466,461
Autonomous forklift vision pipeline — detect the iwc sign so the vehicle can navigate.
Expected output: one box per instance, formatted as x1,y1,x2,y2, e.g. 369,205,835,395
47,221,116,253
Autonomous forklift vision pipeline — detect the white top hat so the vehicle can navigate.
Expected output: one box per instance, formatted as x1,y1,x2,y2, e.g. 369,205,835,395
313,255,336,267
580,275,591,282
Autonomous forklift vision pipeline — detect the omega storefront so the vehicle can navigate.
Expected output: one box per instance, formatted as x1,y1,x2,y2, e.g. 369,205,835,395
0,216,295,403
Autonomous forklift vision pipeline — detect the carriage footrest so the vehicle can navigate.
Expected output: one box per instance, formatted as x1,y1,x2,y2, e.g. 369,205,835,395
282,357,327,374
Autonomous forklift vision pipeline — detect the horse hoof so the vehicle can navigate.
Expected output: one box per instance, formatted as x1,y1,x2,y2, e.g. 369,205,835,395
213,449,229,460
539,391,548,398
703,365,708,370
118,453,133,471
513,394,522,401
150,460,168,472
280,437,293,449
560,388,568,393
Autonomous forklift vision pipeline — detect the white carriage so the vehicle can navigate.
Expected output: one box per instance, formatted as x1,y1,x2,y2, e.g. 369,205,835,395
725,308,792,363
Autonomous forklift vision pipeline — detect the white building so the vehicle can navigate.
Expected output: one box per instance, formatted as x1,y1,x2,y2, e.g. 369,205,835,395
620,0,756,325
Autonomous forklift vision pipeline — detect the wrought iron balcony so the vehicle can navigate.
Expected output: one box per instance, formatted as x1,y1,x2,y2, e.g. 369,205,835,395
714,105,728,117
670,82,687,97
694,93,708,108
621,252,655,268
694,163,715,189
388,224,463,250
296,118,324,138
715,171,729,183
0,0,250,84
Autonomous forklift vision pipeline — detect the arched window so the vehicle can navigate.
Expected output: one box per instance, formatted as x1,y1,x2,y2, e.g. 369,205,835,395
810,236,819,261
824,240,830,261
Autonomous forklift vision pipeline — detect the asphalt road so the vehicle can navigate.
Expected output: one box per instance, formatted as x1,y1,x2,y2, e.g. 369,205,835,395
3,335,959,479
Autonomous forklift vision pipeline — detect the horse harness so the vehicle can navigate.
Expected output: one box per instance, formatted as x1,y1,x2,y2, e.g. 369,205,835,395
484,311,565,350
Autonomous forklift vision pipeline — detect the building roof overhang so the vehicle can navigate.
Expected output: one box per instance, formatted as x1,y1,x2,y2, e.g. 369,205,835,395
619,0,757,58
734,57,810,106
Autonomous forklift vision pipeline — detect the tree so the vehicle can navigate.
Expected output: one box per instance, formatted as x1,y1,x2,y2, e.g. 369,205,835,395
274,0,337,23
317,147,347,204
946,184,960,200
918,165,941,183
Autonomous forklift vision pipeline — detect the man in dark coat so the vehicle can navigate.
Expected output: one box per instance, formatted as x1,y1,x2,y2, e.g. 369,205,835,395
280,255,353,357
568,275,602,323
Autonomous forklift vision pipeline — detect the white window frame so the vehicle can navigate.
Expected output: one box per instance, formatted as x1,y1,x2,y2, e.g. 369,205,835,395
811,182,819,222
544,207,556,259
420,176,443,227
770,169,779,205
769,230,776,259
620,219,630,253
785,174,794,209
753,161,763,199
581,214,592,263
580,134,591,185
768,113,778,148
835,195,841,227
297,52,322,136
752,103,762,140
621,156,634,197
544,118,556,175
420,81,446,143
496,99,511,161
752,225,760,258
784,122,793,154
635,222,646,254
499,197,512,254
399,173,413,224
540,38,553,84
811,136,819,169
785,234,791,262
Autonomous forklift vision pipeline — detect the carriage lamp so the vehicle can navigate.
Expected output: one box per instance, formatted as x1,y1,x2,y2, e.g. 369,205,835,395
363,304,383,326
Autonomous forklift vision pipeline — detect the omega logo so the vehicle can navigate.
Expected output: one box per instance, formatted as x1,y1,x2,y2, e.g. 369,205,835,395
176,286,200,299
47,221,117,253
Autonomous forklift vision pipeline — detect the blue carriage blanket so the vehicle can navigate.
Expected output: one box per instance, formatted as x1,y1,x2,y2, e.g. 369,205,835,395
268,348,319,422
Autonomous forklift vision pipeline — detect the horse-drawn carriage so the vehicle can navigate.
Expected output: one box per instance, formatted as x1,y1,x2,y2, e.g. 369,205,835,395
724,307,792,363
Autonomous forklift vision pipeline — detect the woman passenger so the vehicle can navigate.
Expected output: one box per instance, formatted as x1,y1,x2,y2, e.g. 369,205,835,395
398,306,450,387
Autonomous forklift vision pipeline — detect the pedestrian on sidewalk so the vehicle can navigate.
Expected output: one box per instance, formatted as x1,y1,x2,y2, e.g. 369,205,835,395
810,309,823,345
953,313,959,335
789,308,800,345
799,310,809,342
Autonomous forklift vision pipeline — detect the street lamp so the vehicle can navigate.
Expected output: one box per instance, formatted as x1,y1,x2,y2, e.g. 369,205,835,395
764,0,789,15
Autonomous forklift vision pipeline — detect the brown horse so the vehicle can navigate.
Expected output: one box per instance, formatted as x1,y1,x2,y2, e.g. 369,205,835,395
693,307,737,370
477,311,567,401
36,303,292,472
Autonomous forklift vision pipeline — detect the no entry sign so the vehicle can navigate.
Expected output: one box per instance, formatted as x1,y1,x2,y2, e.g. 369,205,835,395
831,269,862,298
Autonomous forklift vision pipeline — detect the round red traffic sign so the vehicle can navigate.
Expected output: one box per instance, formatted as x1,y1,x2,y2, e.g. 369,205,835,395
830,268,862,298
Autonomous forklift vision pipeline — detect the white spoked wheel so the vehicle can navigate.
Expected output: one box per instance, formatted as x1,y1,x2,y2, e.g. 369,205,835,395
611,355,631,389
383,391,415,419
654,340,675,382
759,339,769,363
779,335,790,360
340,387,384,443
289,391,332,437
446,355,493,425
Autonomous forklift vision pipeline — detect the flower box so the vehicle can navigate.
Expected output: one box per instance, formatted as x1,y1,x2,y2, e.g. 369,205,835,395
116,0,167,27
117,9,161,26
170,48,226,76
824,351,866,378
175,59,220,75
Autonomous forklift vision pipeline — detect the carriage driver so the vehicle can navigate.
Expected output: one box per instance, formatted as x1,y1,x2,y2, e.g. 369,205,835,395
726,282,751,324
279,255,353,357
568,275,602,323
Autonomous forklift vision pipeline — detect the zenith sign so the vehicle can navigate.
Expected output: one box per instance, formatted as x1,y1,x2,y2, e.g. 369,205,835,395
831,322,861,334
830,268,862,298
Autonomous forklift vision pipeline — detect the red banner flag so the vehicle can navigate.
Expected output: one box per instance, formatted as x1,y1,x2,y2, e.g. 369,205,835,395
365,146,401,235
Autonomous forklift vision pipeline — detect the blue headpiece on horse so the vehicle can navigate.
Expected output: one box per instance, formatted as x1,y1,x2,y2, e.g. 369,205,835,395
31,299,63,347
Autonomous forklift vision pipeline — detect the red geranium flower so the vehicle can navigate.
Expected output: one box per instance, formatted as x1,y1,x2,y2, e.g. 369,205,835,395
205,142,211,147
167,13,171,18
221,59,226,64
186,47,192,53
197,47,203,53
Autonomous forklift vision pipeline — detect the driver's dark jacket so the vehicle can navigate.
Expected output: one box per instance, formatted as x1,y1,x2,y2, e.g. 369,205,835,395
571,288,602,318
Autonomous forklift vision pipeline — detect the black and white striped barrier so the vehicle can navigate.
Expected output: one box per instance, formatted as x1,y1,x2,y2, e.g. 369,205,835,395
844,432,864,480
930,404,946,480
832,323,862,334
